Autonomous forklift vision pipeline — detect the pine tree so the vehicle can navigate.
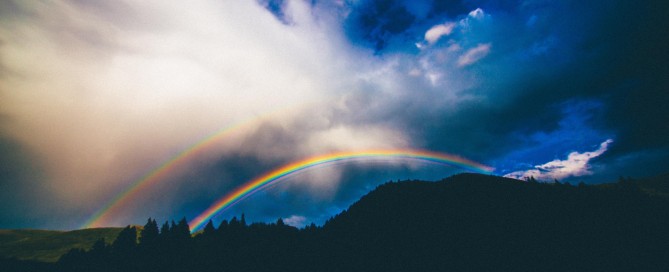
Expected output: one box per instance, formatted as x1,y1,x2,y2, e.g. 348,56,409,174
203,220,216,236
175,217,191,241
140,218,159,246
229,216,239,227
217,219,229,231
112,226,137,253
171,220,177,232
240,213,247,227
160,221,170,235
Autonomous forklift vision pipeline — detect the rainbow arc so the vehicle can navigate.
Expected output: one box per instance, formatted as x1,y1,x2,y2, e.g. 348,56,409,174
189,149,493,231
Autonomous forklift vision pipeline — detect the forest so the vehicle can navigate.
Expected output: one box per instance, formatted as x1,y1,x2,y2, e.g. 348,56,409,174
2,173,669,271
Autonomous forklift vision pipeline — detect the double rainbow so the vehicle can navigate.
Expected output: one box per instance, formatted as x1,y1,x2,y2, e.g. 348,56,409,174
189,149,493,231
81,109,291,229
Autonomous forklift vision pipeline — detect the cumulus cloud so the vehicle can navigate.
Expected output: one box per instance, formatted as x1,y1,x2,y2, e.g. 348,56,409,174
417,7,487,50
468,8,485,20
283,215,308,227
423,22,456,45
504,139,613,181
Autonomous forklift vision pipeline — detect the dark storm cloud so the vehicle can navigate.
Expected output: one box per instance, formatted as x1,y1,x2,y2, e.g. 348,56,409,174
476,0,669,176
593,0,669,153
331,0,669,180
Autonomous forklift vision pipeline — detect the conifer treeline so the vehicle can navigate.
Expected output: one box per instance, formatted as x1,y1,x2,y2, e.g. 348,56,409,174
18,174,669,271
58,215,316,272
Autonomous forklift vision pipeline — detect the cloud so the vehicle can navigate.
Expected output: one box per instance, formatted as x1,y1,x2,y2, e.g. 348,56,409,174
457,7,489,32
2,0,496,228
423,22,456,45
258,0,290,23
2,0,668,229
0,0,407,227
457,43,491,67
504,139,613,181
283,215,308,227
468,8,485,20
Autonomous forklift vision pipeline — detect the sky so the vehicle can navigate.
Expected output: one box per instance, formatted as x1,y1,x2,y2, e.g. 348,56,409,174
1,0,668,230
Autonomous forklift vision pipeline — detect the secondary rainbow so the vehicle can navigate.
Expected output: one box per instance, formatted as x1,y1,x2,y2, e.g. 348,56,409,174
81,109,291,229
189,149,494,231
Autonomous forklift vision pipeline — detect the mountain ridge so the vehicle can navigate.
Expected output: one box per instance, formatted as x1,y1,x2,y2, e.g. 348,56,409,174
2,172,668,271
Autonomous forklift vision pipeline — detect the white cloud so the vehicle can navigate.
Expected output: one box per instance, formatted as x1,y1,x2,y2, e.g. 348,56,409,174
468,8,485,20
459,8,489,31
504,139,614,181
423,22,456,45
283,215,308,227
457,43,491,67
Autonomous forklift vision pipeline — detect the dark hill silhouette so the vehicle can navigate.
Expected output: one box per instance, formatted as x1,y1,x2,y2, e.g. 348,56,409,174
2,173,668,272
322,173,669,271
636,172,669,196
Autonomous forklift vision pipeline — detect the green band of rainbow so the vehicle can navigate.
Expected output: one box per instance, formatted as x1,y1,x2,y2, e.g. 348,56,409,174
189,149,494,231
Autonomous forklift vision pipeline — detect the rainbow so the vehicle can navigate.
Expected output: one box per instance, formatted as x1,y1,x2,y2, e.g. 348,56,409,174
81,109,292,229
189,149,494,231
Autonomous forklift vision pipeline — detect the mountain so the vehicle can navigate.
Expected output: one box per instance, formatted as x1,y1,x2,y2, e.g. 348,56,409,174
2,173,668,271
320,173,669,271
0,228,123,262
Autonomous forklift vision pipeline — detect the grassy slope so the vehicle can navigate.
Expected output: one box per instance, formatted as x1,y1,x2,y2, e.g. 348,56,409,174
0,228,123,262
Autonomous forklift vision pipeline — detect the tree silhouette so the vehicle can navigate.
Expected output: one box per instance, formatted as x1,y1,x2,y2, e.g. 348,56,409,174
202,220,216,237
240,213,247,227
139,218,159,247
160,221,170,235
112,226,136,253
174,217,191,241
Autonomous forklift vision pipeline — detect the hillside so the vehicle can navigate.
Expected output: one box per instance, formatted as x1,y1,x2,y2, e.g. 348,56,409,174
321,173,669,271
0,228,123,262
637,172,669,196
2,173,668,271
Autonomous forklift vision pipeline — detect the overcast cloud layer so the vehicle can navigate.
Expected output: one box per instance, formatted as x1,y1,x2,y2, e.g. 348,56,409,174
1,0,668,229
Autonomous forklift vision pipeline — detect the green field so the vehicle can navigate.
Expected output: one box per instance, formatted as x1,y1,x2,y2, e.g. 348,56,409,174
0,228,123,262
